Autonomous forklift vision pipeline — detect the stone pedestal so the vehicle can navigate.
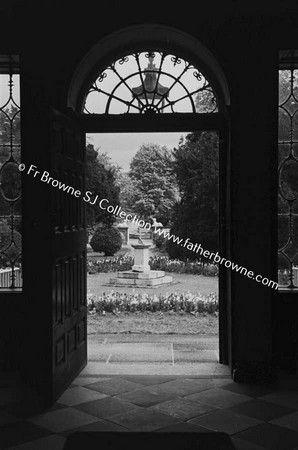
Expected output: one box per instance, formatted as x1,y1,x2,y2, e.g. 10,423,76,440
109,241,173,287
131,243,151,272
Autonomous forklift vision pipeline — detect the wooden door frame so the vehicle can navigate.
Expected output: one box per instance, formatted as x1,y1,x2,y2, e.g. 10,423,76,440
79,111,232,371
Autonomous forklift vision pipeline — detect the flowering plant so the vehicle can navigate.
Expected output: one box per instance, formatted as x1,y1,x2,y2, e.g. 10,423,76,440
87,255,218,276
87,290,218,315
87,255,134,274
149,256,218,276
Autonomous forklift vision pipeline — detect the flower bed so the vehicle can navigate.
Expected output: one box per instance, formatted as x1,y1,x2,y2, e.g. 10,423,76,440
149,256,218,276
87,255,218,276
87,290,218,315
87,255,134,273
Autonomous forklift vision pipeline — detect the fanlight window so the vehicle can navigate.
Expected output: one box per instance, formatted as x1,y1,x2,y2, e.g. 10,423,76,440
83,51,218,115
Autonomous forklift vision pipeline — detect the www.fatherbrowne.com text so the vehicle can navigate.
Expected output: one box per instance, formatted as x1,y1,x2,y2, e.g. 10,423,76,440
19,163,278,290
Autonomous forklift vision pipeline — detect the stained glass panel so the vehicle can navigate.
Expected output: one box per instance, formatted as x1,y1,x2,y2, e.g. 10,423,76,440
0,56,22,289
278,54,298,288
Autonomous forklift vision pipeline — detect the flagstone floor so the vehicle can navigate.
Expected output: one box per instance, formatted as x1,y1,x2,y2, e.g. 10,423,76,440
1,371,298,449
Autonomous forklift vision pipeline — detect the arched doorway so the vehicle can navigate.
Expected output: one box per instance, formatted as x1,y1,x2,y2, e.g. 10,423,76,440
47,24,231,403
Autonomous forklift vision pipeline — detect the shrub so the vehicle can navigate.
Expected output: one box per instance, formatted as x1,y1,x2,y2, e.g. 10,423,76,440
153,233,167,249
202,264,218,277
90,225,122,256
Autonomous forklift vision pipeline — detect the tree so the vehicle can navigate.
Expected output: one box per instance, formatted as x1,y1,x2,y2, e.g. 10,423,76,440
85,144,120,228
116,171,138,213
167,131,218,260
128,143,179,225
96,151,122,177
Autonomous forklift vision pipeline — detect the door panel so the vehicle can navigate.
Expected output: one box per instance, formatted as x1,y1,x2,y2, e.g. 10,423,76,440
50,109,87,400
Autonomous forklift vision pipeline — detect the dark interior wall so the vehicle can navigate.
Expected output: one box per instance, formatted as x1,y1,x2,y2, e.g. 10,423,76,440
1,0,298,381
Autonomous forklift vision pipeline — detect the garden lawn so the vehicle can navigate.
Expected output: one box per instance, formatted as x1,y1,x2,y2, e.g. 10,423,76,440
87,311,218,335
87,272,218,296
87,272,218,335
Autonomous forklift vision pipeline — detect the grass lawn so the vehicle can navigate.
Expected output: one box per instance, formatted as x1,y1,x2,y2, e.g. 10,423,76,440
87,272,218,296
87,254,218,336
88,311,218,335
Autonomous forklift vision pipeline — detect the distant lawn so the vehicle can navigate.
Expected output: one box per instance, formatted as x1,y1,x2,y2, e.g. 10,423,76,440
87,272,218,297
87,272,218,336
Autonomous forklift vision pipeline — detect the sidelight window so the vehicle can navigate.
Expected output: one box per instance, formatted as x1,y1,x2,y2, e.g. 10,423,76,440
278,50,298,289
0,55,22,289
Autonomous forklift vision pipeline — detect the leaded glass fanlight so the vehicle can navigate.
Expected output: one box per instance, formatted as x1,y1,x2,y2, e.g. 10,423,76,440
83,51,218,114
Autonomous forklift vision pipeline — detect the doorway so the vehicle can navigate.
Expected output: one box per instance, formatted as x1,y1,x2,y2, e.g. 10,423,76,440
14,25,231,404
85,130,222,375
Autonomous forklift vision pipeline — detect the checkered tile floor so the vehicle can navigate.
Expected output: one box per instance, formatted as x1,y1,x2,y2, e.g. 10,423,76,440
1,374,298,449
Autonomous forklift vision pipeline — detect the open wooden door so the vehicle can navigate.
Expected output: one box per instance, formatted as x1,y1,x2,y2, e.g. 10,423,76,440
21,106,87,407
50,112,87,399
49,109,87,401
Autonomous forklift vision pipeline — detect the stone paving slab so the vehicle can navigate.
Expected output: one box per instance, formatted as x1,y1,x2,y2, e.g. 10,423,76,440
173,342,219,351
89,343,173,363
88,334,219,346
174,350,219,363
87,334,221,375
81,362,230,376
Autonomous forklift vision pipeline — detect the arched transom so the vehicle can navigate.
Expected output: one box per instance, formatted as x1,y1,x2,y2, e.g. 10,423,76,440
83,51,218,115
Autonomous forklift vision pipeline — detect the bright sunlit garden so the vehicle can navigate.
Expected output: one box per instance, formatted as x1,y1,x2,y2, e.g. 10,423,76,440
86,130,219,336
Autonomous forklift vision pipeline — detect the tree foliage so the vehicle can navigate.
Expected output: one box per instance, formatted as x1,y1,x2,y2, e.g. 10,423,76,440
128,143,179,225
195,88,217,113
85,144,120,228
167,131,218,260
116,171,138,213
